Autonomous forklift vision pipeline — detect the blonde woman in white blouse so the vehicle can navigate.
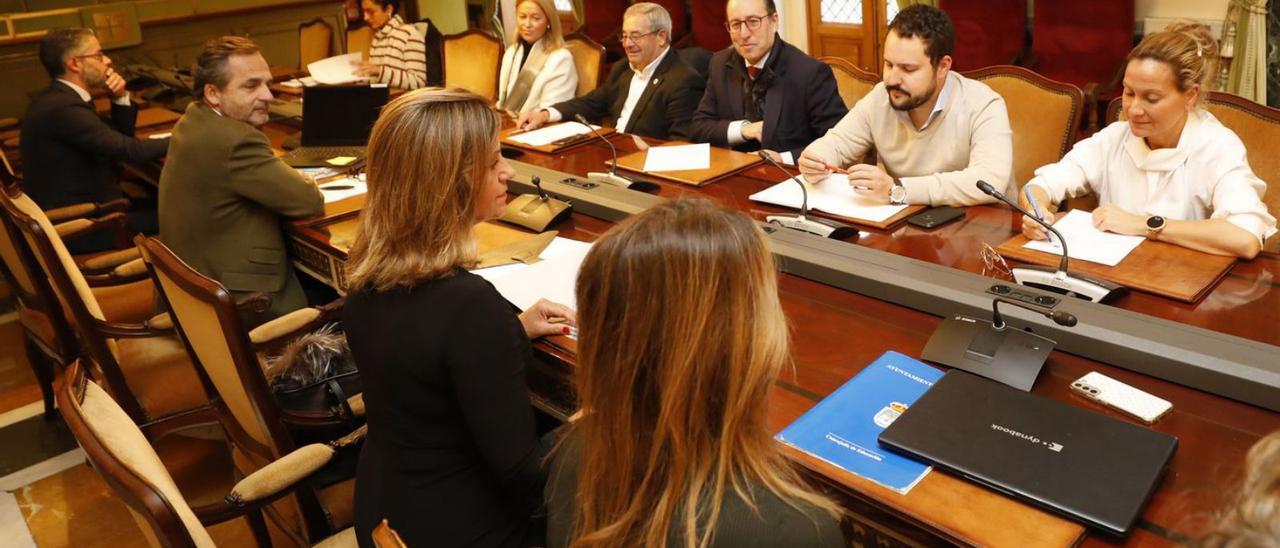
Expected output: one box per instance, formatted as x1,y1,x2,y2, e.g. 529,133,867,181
497,0,578,114
1021,22,1276,260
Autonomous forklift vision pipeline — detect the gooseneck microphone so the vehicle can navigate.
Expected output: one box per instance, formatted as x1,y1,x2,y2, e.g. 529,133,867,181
977,180,1069,273
759,152,857,240
975,180,1126,303
990,296,1078,330
573,114,640,190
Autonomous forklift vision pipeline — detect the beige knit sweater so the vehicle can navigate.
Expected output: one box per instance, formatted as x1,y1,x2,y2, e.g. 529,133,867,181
803,72,1015,206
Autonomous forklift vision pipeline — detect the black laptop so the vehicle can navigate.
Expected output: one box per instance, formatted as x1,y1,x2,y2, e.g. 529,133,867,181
282,84,389,167
878,371,1177,536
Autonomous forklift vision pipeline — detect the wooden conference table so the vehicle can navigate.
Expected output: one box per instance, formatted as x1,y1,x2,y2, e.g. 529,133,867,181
251,120,1280,546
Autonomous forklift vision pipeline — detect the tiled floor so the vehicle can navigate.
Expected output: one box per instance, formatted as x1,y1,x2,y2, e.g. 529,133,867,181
0,310,314,547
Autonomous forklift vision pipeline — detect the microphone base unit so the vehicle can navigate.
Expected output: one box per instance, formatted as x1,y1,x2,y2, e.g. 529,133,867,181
497,194,572,232
921,314,1056,391
765,214,859,240
1011,265,1129,303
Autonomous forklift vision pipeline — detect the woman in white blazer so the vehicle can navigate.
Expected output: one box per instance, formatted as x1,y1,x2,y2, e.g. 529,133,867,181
1021,22,1276,259
498,0,578,114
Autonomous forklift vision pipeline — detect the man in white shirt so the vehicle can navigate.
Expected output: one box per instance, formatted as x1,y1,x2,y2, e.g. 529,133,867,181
799,5,1014,206
514,2,703,140
20,28,170,252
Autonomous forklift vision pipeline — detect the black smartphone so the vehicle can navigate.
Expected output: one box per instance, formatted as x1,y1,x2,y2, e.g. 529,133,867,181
907,206,965,228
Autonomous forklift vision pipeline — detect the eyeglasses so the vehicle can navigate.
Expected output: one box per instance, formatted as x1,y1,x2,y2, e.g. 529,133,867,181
620,30,660,44
980,242,1013,281
724,14,773,33
75,51,107,62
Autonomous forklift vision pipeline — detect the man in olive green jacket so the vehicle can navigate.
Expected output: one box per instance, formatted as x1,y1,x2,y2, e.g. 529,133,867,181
159,36,323,324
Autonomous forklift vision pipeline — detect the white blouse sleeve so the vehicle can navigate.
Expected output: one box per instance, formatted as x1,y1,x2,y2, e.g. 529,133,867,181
1026,121,1124,203
1207,134,1278,244
532,48,579,109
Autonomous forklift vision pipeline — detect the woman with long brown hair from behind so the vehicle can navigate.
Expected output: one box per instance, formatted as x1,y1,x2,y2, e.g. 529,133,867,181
545,198,844,547
344,88,575,548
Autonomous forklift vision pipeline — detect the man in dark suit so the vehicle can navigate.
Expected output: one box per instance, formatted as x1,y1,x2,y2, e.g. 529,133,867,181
690,0,847,163
514,2,703,140
159,36,324,325
20,28,169,252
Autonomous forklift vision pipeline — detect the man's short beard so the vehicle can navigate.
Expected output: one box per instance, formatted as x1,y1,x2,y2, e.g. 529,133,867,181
888,85,933,111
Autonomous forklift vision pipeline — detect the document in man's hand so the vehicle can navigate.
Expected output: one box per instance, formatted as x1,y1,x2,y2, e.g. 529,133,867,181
776,351,940,494
307,52,364,85
506,122,602,147
1023,209,1144,267
748,174,908,223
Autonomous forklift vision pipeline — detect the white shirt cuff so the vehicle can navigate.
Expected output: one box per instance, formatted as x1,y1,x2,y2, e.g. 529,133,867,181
546,108,563,123
727,120,748,145
779,151,794,165
112,94,131,107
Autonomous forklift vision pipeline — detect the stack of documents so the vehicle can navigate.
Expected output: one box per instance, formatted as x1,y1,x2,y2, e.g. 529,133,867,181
642,143,711,172
316,177,367,203
1023,209,1144,267
473,237,592,311
749,174,907,223
507,122,600,147
776,351,940,494
307,52,364,85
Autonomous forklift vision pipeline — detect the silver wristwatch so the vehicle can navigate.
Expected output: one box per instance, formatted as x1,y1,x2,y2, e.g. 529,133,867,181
889,178,907,205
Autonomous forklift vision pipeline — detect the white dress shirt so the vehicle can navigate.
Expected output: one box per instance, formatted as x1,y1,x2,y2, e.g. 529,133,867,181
546,47,670,131
1027,109,1277,244
58,78,130,106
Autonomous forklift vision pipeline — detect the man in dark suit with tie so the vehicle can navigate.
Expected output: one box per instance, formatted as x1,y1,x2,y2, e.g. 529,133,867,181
514,2,704,140
20,28,169,252
690,0,847,163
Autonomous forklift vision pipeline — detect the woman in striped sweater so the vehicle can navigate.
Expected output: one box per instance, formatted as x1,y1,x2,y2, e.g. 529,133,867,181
355,0,428,89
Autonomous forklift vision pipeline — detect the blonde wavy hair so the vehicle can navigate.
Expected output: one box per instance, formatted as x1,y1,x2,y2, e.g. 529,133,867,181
1127,21,1219,108
345,88,500,291
1194,430,1280,547
511,0,565,51
564,198,841,548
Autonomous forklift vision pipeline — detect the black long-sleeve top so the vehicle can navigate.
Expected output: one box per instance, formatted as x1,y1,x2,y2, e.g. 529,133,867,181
345,269,547,547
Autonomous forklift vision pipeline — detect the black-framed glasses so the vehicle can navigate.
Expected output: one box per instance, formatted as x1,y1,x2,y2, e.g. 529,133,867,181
74,51,107,62
724,14,773,33
620,30,660,43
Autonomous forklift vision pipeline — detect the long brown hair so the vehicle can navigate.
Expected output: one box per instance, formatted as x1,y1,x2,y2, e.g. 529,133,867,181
345,88,500,291
1194,430,1280,547
1127,21,1219,107
567,198,840,548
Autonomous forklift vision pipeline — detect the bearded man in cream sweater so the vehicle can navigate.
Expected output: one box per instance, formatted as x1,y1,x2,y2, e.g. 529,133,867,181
799,4,1014,206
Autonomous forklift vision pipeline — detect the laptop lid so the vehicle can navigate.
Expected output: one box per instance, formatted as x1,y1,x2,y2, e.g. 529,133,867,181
878,371,1177,536
300,85,390,147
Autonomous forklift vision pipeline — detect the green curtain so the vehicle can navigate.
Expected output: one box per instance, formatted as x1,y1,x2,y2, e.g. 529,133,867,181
897,0,939,8
1226,0,1268,102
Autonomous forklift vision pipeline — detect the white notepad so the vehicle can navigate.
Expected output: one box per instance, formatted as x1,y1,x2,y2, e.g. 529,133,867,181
316,178,367,203
643,143,711,172
1023,209,1144,267
475,237,592,311
748,174,907,223
506,122,600,147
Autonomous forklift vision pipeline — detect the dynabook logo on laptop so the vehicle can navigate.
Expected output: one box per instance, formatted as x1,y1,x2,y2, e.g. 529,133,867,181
991,423,1064,452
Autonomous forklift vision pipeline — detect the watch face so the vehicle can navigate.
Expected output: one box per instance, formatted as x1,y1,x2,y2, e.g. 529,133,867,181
891,185,906,202
1146,216,1165,229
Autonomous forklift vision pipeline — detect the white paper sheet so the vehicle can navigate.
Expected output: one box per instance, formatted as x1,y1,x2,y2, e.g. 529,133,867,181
506,122,600,147
748,174,908,223
1023,209,1144,267
307,52,364,85
479,238,592,311
642,143,711,172
317,178,367,203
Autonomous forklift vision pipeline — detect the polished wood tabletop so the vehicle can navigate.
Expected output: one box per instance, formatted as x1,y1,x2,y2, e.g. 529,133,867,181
274,124,1280,546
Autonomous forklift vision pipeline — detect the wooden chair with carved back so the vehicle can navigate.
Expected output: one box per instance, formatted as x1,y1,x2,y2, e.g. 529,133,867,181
965,65,1085,191
0,186,212,440
59,358,363,548
300,18,335,69
137,235,359,545
820,56,880,110
1106,91,1280,252
564,32,606,97
442,29,503,101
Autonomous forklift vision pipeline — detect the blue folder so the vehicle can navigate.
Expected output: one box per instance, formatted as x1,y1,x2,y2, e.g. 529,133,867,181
776,351,942,494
